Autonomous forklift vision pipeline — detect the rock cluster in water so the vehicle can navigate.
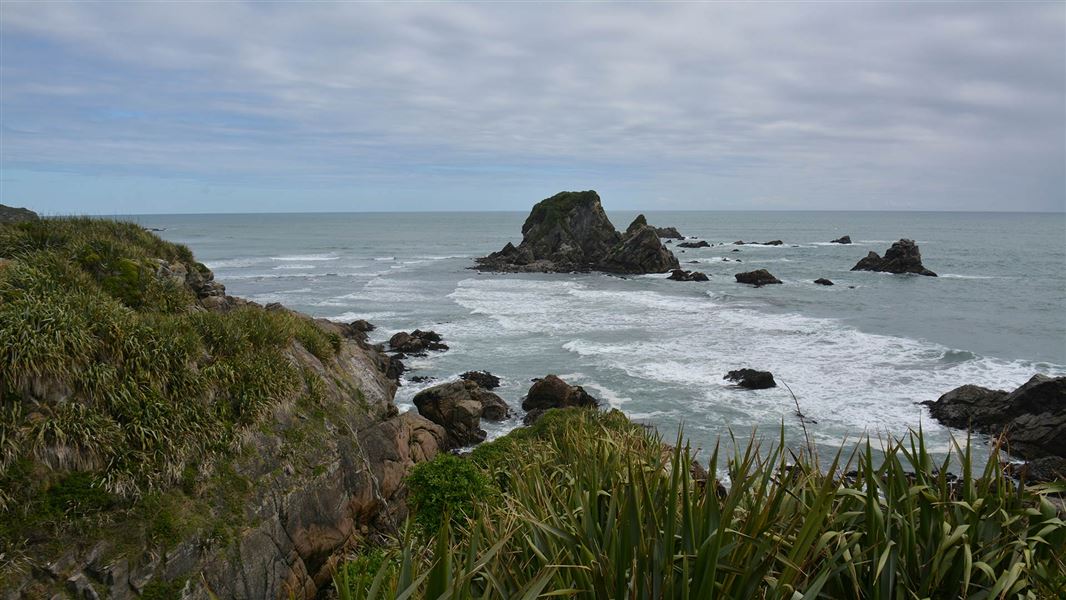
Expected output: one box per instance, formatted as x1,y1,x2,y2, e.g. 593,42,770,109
388,329,448,355
678,240,711,248
667,269,709,282
413,380,510,448
460,370,501,389
923,374,1065,462
475,191,679,274
851,239,936,276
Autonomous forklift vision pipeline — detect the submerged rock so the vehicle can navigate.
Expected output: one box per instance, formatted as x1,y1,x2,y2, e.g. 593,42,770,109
475,191,678,274
522,374,599,424
814,278,834,286
414,380,510,448
831,235,852,244
667,269,709,282
923,375,1066,459
851,239,936,276
735,269,782,286
724,369,777,389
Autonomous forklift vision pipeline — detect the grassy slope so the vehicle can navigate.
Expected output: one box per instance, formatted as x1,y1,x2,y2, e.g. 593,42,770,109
0,217,342,579
339,409,1066,599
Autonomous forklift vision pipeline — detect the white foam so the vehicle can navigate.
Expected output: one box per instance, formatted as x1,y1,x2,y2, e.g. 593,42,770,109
272,264,316,270
939,274,997,280
270,254,339,262
203,257,263,269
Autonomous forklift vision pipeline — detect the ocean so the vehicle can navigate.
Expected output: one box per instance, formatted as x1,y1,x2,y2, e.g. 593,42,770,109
142,210,1065,460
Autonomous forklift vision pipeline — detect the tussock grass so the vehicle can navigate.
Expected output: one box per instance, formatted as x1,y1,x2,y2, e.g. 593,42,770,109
0,217,340,552
338,409,1066,599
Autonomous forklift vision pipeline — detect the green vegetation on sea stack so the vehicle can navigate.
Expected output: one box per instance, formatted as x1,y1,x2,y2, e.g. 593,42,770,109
0,217,340,562
338,409,1066,599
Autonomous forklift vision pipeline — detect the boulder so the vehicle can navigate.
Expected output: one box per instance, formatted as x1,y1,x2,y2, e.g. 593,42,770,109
388,329,448,354
831,235,852,244
678,240,711,248
735,269,782,286
521,375,599,423
413,380,510,448
654,226,684,239
762,240,784,246
0,203,39,224
851,239,936,276
667,269,709,282
475,191,678,274
724,369,777,389
923,375,1066,459
460,370,501,389
814,278,834,286
1006,456,1066,484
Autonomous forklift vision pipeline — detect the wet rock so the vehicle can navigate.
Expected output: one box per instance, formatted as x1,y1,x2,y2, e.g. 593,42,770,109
409,376,433,383
762,240,784,246
475,191,678,274
831,235,852,244
521,375,599,423
413,380,510,448
733,240,745,245
814,278,834,286
923,375,1066,459
678,240,711,248
667,269,709,282
1006,456,1066,483
735,269,782,286
388,329,448,354
460,370,501,389
724,369,777,389
851,239,936,276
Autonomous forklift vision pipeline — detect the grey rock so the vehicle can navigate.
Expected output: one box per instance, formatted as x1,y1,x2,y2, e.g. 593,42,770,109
831,235,852,244
521,374,599,424
851,239,937,276
735,269,782,286
413,380,509,448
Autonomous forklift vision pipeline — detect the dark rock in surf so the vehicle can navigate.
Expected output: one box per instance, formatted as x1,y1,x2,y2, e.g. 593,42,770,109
678,240,711,249
831,235,852,244
923,375,1066,460
474,191,678,274
460,370,501,390
724,369,777,390
414,380,510,448
735,269,782,286
522,374,599,424
851,239,936,276
814,278,834,286
667,269,709,282
763,240,784,246
389,330,448,354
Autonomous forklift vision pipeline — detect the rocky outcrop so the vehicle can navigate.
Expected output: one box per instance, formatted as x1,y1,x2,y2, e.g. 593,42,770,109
654,226,684,239
474,191,678,274
851,239,936,276
522,375,599,424
678,240,710,248
762,240,784,246
735,269,782,286
814,278,834,286
923,375,1065,460
460,370,501,390
413,380,510,448
388,330,448,354
724,369,777,389
156,259,233,310
831,235,852,244
667,269,709,282
0,203,39,224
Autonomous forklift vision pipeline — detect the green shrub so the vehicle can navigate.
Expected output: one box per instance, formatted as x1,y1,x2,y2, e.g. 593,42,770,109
405,453,492,534
333,547,398,600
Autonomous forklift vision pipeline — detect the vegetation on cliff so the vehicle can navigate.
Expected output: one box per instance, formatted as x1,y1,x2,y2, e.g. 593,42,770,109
338,409,1065,599
0,218,342,581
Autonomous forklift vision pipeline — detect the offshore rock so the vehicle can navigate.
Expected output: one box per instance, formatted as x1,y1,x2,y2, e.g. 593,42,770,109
475,191,678,274
851,239,937,276
814,278,834,286
725,369,777,389
388,330,448,354
655,226,684,239
831,235,852,244
413,380,510,448
924,375,1066,460
460,370,501,390
735,269,782,286
677,240,710,248
667,269,709,282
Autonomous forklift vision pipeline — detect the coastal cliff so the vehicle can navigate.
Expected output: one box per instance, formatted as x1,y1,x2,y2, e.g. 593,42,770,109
0,218,443,598
475,191,679,274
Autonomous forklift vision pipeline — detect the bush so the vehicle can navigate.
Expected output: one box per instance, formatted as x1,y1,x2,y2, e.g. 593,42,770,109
405,453,492,534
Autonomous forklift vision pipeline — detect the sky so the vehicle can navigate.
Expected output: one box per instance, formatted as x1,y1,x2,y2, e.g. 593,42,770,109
1,1,1063,215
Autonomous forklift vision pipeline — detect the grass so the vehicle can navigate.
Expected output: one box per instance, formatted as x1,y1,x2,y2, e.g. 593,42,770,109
0,217,342,563
336,408,1066,599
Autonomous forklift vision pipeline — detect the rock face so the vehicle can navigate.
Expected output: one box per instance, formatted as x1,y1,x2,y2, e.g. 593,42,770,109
389,330,448,354
475,191,679,274
678,240,710,248
831,235,852,244
814,278,834,286
851,239,936,276
667,269,709,282
654,226,684,239
460,370,501,389
522,375,599,424
0,203,39,224
735,269,782,286
725,369,777,389
923,375,1066,460
413,380,510,448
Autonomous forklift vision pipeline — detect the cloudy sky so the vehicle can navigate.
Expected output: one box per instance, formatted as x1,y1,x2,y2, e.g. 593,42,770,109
1,2,1063,214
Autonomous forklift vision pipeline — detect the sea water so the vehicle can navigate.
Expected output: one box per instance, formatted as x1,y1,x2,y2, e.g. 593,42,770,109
144,211,1066,461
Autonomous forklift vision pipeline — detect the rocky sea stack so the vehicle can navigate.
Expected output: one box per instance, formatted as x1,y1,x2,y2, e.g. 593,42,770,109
475,191,679,274
851,239,936,276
